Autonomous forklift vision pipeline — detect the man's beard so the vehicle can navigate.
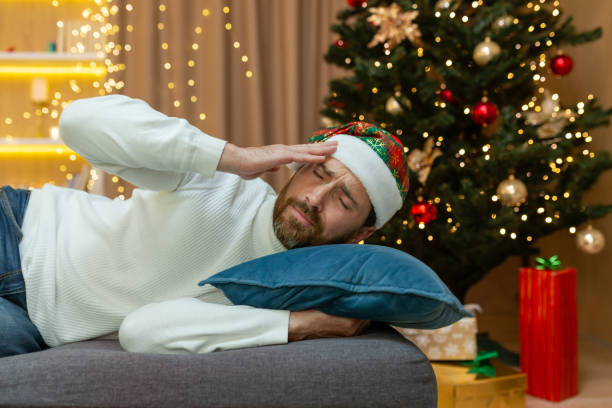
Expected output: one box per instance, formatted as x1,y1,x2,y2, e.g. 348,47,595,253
272,178,356,249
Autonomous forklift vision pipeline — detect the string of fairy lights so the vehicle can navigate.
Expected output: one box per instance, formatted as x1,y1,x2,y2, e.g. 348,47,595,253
2,0,253,202
333,0,604,252
117,3,253,119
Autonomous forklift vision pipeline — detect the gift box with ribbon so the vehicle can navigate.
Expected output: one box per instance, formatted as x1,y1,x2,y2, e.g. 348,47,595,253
433,351,527,408
519,255,578,401
391,304,479,360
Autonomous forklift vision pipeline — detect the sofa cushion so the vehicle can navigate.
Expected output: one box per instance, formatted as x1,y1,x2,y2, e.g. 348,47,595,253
0,323,436,408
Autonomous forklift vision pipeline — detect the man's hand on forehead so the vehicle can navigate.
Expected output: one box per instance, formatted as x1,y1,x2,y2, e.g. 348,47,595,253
216,140,338,180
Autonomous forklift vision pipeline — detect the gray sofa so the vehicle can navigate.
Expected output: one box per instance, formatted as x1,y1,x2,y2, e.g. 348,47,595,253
0,323,436,407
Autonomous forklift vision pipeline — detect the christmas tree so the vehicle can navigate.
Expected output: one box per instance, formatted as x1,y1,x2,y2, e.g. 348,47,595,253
321,0,612,300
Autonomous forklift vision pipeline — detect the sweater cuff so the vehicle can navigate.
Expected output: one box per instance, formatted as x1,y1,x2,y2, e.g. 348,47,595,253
190,133,227,178
260,309,291,346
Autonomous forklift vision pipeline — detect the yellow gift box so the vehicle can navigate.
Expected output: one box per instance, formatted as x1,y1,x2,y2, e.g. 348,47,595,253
432,361,527,408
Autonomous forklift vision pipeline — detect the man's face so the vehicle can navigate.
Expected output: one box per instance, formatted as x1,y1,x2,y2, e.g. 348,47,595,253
273,157,375,249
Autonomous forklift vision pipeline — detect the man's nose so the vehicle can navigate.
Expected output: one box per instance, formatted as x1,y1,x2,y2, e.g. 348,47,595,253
305,183,333,209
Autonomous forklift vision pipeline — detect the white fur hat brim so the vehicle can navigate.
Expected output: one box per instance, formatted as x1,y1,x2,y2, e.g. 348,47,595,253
287,134,403,229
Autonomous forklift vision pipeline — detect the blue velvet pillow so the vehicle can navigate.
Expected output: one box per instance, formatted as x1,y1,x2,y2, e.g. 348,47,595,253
199,244,471,329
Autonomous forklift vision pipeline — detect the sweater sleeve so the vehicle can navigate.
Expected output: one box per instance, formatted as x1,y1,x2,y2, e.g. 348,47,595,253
59,94,227,192
118,298,291,354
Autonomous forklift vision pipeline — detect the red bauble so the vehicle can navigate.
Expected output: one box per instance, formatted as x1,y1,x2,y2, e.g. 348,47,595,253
327,100,346,109
550,54,573,76
347,0,367,8
472,101,499,126
335,39,346,49
410,201,437,224
440,89,454,103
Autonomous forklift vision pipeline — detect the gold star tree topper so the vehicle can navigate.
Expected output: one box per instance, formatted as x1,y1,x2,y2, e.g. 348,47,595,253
367,3,422,49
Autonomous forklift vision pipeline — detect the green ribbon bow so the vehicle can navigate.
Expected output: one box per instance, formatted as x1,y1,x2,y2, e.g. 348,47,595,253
535,255,563,271
462,350,498,378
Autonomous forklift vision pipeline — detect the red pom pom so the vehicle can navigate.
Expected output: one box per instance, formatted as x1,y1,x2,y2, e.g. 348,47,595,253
335,39,346,49
411,201,437,224
472,101,499,126
440,89,454,103
347,0,367,8
6,46,16,52
550,54,573,76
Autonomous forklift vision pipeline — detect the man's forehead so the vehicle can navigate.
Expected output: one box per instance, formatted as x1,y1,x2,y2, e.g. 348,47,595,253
320,157,351,176
319,158,367,193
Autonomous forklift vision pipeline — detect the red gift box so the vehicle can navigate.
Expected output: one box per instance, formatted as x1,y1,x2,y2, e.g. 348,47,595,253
519,266,578,401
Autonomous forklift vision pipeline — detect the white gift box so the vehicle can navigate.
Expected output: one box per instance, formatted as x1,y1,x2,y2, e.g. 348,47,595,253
391,305,480,361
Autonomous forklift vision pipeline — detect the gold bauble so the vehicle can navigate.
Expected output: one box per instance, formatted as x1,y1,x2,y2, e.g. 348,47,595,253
473,37,501,66
576,226,606,254
321,116,340,128
492,15,513,31
385,97,403,115
402,96,412,110
496,175,527,206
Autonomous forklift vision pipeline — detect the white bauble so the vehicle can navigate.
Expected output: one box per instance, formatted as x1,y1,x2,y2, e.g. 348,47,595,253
576,226,606,254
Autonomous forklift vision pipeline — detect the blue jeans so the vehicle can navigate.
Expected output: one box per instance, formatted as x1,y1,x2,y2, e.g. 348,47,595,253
0,185,47,357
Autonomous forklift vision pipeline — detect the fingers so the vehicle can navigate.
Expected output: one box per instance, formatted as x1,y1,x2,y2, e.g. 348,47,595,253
288,142,337,162
293,141,338,153
234,142,338,181
289,153,330,164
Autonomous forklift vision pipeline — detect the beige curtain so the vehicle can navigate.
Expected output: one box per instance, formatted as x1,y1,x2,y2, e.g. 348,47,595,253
110,0,347,191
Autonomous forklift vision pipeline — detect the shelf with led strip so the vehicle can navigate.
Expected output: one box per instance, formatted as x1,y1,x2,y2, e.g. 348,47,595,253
0,138,79,155
0,52,106,77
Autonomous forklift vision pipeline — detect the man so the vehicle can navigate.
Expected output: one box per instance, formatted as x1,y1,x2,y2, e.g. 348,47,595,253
0,95,409,357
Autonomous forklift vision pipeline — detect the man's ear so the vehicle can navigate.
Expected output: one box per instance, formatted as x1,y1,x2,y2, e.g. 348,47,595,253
346,226,376,244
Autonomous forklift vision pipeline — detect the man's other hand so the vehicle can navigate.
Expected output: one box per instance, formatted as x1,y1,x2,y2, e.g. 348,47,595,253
288,309,371,342
217,141,338,180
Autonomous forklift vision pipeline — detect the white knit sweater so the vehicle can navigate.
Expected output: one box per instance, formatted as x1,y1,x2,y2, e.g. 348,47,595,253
18,95,290,353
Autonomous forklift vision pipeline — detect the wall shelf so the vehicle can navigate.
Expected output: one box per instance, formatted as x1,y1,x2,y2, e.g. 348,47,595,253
0,52,104,61
0,52,106,77
0,137,78,154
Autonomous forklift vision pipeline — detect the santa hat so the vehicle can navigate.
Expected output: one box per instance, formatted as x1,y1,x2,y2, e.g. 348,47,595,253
287,122,410,229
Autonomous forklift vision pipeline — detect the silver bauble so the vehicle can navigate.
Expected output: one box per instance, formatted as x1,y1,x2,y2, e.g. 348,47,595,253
496,175,527,206
473,37,501,66
385,97,403,115
576,226,606,254
492,15,513,31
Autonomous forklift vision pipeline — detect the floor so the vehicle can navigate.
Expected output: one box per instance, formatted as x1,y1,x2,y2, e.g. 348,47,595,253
477,314,612,408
